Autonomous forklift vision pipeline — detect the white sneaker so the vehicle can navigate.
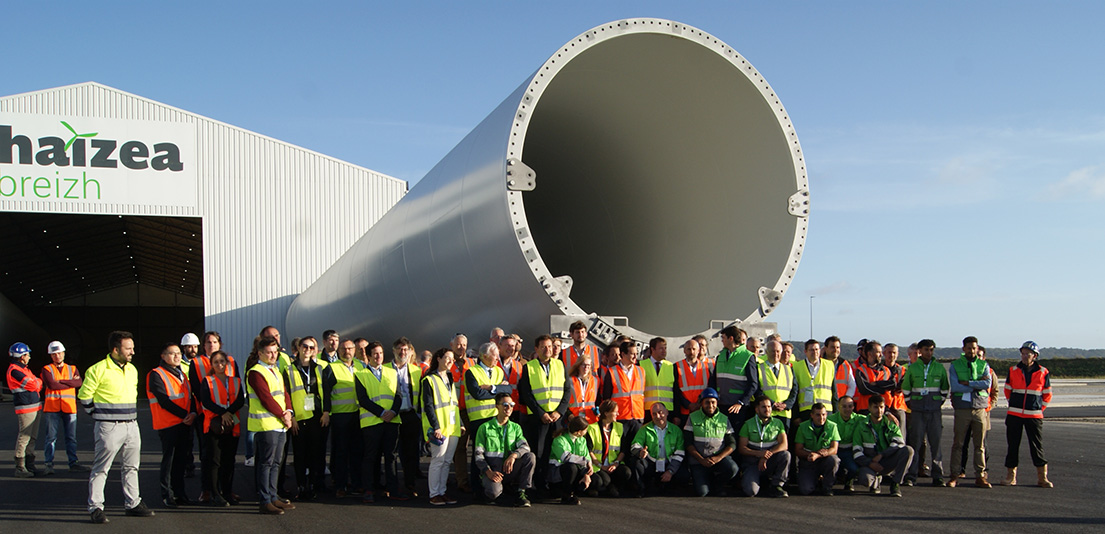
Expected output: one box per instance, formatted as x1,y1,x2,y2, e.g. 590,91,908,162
244,457,255,467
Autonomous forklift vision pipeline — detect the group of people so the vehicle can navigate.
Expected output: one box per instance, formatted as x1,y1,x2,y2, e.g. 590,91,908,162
5,322,1054,523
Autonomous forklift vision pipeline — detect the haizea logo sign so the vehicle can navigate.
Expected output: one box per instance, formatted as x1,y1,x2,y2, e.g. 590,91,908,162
0,113,196,209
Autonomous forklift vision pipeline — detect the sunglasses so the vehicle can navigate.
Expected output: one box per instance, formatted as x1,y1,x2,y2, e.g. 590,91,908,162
499,402,515,408
301,344,317,349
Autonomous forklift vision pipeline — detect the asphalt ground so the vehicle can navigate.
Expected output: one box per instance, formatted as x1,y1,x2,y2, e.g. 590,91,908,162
1,388,1102,533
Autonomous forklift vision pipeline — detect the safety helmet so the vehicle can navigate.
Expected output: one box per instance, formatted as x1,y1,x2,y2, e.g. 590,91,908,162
1020,341,1040,355
9,342,31,359
181,333,201,346
700,387,720,400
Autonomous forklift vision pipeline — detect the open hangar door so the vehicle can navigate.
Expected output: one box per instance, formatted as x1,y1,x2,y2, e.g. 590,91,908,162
0,212,203,372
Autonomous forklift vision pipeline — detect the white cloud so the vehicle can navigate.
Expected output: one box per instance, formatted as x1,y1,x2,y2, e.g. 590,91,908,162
1047,165,1105,200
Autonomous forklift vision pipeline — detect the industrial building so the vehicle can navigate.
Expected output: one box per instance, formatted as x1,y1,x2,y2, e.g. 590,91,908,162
1,82,406,366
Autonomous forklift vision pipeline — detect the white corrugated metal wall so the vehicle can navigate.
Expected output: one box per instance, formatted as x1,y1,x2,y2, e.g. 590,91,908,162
0,82,406,360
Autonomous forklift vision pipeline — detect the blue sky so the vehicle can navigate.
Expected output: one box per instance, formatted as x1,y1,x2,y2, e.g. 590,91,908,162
5,2,1103,349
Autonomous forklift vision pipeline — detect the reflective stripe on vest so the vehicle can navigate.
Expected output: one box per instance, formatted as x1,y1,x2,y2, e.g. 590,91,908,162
147,366,191,430
677,358,711,407
43,363,78,413
642,360,675,412
586,421,622,468
500,359,527,415
562,344,599,373
288,362,325,421
688,410,728,456
203,375,241,435
610,365,644,420
466,364,505,420
569,376,598,424
358,366,398,428
793,359,835,412
757,361,794,418
247,363,286,432
526,358,565,413
329,360,362,413
714,348,753,406
421,373,461,437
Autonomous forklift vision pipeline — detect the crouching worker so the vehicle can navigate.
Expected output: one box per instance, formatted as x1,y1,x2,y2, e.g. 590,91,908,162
474,393,535,507
549,416,593,505
853,394,913,497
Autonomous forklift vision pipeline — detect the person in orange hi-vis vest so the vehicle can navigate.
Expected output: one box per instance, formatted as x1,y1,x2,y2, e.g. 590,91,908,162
562,320,601,373
8,342,44,478
147,343,198,508
41,341,89,474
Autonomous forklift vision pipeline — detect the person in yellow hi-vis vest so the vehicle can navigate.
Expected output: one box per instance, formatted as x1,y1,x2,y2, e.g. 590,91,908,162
247,336,294,515
79,331,154,523
355,341,404,503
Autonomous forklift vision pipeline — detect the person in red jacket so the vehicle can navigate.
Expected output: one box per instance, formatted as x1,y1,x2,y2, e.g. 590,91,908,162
8,342,44,477
1002,341,1053,488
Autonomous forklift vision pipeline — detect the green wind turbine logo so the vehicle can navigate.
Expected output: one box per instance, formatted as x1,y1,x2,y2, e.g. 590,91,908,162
60,120,97,150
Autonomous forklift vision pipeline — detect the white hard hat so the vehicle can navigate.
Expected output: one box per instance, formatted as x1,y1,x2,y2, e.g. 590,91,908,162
181,333,201,346
48,341,66,354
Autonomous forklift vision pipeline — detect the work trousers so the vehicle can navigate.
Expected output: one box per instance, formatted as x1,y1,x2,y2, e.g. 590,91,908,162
466,417,491,493
908,409,943,479
857,445,914,487
906,410,929,474
203,431,238,500
452,410,472,490
689,455,738,497
951,408,987,477
797,455,839,495
329,412,363,491
630,458,686,494
428,435,458,498
15,410,40,459
739,450,791,496
482,453,536,500
88,420,142,512
396,410,423,488
522,414,558,489
362,423,400,495
557,463,590,496
254,430,286,504
838,445,858,481
594,463,634,493
44,411,79,467
158,423,193,500
1005,416,1047,468
293,416,328,491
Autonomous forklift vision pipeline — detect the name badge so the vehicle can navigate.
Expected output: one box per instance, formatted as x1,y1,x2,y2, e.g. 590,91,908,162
918,388,929,396
802,387,814,403
656,459,666,472
303,396,315,412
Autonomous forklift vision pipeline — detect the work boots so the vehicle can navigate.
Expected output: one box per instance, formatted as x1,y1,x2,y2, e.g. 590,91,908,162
14,457,34,478
975,472,992,488
1001,467,1017,486
1037,466,1053,488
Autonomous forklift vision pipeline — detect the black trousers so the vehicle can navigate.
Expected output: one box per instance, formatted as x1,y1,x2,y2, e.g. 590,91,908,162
522,414,557,489
557,463,590,496
1005,416,1047,468
330,412,363,490
203,430,239,499
593,464,633,493
293,416,328,491
396,411,422,488
466,417,491,494
158,423,193,500
362,423,400,494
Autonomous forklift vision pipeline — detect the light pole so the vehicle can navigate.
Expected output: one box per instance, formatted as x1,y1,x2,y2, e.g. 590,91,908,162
809,295,815,338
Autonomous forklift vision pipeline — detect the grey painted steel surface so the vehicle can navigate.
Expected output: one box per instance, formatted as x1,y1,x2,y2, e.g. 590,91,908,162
287,18,810,349
1,83,407,360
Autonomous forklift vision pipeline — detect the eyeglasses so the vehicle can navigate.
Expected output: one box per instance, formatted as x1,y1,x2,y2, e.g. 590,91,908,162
212,360,227,365
301,344,316,350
